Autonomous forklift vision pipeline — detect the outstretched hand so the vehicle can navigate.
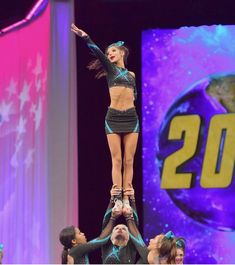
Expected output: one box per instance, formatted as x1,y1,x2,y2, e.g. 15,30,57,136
71,23,88,37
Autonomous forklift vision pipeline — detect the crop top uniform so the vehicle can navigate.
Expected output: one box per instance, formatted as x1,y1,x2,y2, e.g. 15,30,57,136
82,35,137,100
82,36,140,134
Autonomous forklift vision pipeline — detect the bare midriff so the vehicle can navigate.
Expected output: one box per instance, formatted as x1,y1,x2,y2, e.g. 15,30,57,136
109,86,135,110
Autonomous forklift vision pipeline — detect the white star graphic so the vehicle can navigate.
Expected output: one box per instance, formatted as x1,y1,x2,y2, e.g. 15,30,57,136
33,97,42,131
35,78,42,92
6,78,17,98
19,81,31,111
0,100,13,124
24,149,35,169
10,140,22,168
16,116,27,135
32,53,42,76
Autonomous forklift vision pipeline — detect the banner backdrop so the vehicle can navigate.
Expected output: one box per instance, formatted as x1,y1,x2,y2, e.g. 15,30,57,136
0,1,77,263
0,5,50,263
142,25,235,264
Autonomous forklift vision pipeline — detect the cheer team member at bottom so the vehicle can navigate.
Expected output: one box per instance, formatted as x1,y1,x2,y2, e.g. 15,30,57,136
102,185,144,263
133,230,186,264
59,185,122,264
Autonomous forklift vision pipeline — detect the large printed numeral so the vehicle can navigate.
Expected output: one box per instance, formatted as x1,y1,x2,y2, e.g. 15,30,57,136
201,114,235,188
161,114,235,189
161,115,201,189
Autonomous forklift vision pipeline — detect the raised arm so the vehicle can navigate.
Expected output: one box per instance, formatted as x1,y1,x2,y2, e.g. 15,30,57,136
69,193,121,260
102,185,122,229
124,186,139,226
68,221,114,260
71,23,113,73
123,206,148,263
99,202,121,240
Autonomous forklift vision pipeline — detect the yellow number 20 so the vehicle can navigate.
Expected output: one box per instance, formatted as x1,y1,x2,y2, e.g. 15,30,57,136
201,114,235,188
161,114,235,189
161,115,201,189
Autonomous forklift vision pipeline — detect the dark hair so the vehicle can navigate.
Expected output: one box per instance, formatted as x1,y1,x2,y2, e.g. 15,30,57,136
59,225,76,264
87,44,130,79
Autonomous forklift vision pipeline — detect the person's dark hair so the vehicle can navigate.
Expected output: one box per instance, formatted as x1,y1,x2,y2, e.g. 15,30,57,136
87,44,129,79
59,225,76,264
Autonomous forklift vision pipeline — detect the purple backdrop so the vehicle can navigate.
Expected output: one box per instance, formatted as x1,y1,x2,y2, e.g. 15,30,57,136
142,25,235,264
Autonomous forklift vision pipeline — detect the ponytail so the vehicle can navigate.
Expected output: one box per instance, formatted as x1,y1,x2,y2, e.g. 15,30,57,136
59,226,76,264
61,248,69,264
87,59,106,79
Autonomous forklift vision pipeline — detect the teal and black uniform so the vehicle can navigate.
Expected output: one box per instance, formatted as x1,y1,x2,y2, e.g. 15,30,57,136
127,215,149,264
82,36,140,135
68,205,116,264
101,199,147,264
83,36,137,99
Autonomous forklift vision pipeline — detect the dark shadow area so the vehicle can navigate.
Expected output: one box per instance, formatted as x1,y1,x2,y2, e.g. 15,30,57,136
0,0,36,29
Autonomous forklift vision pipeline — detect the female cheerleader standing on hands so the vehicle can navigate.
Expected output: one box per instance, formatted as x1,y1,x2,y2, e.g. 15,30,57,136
71,23,139,210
